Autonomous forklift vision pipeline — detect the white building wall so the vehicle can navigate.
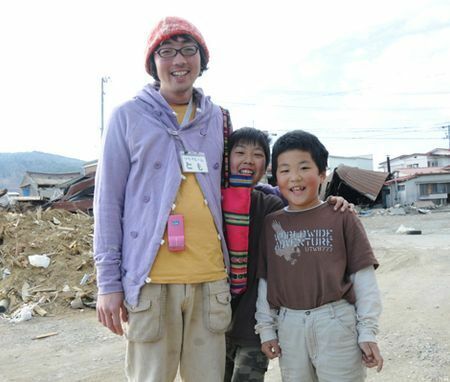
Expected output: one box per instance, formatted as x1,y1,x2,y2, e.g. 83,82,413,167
404,181,418,205
379,150,450,171
436,156,450,167
389,155,428,170
328,155,373,171
386,173,450,206
387,181,410,205
397,189,407,204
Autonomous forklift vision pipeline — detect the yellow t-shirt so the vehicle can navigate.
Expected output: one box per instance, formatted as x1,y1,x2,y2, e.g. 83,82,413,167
149,101,226,283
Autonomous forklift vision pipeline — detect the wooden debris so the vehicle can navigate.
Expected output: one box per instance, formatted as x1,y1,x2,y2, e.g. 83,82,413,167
21,282,31,302
76,260,87,271
30,286,57,293
70,297,84,309
0,209,95,315
57,226,75,231
32,332,58,340
33,305,48,316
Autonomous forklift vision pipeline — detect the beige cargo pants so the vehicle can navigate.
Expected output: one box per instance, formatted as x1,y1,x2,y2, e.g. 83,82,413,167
124,279,231,382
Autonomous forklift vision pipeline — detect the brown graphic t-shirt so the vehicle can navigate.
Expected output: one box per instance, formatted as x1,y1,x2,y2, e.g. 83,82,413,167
257,202,378,310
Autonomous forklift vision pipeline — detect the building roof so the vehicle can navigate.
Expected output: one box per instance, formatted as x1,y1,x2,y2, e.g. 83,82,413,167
83,159,98,167
395,165,450,176
334,165,390,201
20,171,81,188
385,165,450,184
426,148,450,155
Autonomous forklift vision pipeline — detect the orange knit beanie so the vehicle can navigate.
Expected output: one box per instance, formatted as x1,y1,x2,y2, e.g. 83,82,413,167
145,16,209,76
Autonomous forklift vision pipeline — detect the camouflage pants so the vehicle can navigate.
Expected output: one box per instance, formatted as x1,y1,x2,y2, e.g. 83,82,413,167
224,340,269,382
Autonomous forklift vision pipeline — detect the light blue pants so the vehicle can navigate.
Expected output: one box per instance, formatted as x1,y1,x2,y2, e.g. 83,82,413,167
278,300,366,382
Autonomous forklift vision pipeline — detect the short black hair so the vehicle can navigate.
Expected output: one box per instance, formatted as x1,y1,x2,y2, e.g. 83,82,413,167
229,127,271,170
149,34,208,81
271,130,328,182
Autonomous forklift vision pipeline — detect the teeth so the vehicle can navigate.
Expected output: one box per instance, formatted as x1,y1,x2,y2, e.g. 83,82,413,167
239,169,254,175
172,71,188,76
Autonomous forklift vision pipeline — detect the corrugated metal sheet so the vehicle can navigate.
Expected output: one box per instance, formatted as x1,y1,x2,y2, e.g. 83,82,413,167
20,171,81,188
50,173,95,214
335,165,390,201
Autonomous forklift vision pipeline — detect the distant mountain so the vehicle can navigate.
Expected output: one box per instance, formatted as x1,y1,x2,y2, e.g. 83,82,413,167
0,151,86,192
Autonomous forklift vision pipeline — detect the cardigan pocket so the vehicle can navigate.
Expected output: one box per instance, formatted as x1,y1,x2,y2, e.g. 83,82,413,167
124,283,166,342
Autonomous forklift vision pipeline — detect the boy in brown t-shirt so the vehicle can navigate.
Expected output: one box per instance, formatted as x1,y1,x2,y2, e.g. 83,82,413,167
223,128,355,382
255,130,383,381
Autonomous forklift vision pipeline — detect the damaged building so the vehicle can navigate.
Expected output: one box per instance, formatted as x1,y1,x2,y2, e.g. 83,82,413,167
20,171,82,199
321,165,391,206
49,172,95,214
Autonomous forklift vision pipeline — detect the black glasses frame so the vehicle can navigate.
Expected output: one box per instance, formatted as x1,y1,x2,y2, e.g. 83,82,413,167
155,46,199,58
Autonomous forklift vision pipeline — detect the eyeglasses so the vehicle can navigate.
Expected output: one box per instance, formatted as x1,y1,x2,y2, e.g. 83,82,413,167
155,46,199,59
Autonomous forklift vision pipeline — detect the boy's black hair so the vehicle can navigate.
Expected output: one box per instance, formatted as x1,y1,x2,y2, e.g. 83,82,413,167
229,127,271,170
149,34,208,82
271,130,328,182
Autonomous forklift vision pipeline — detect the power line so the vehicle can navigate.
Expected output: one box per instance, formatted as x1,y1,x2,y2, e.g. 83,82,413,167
226,101,449,111
268,134,445,141
266,127,447,141
321,137,446,140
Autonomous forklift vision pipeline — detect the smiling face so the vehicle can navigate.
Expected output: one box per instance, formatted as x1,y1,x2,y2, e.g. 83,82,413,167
230,141,267,186
276,149,326,211
154,36,201,104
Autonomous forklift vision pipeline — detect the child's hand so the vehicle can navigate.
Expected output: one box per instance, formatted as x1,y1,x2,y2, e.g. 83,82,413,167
261,339,281,359
359,342,383,372
327,196,356,213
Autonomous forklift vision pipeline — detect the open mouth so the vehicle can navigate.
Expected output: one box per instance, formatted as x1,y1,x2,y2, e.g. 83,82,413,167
239,169,254,176
171,70,189,77
290,186,306,193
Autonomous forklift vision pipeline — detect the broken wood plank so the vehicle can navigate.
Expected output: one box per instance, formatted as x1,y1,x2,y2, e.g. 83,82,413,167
57,226,75,231
33,305,48,316
32,332,58,340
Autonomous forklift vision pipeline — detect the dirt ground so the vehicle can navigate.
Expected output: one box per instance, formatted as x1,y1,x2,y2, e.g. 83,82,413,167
1,208,450,381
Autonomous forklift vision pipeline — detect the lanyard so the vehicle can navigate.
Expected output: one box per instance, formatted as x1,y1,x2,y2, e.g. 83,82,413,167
164,97,208,173
164,96,193,153
180,97,193,128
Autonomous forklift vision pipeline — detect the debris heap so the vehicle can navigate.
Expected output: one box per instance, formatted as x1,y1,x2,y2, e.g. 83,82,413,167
0,208,96,317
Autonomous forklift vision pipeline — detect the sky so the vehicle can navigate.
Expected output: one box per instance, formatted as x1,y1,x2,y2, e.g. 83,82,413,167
1,0,449,169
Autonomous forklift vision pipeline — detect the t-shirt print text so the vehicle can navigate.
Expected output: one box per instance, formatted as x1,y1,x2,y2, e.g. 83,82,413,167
272,220,333,265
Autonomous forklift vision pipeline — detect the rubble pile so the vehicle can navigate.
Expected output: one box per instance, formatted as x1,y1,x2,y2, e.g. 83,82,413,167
358,203,444,217
0,208,96,317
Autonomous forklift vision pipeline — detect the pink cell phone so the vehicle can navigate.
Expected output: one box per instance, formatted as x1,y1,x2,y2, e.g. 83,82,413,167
167,214,185,252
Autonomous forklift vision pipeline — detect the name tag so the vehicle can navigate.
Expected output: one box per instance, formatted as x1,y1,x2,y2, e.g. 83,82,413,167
180,152,209,173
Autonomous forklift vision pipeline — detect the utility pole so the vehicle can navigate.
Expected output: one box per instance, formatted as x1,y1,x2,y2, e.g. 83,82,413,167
100,76,110,137
443,125,450,149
